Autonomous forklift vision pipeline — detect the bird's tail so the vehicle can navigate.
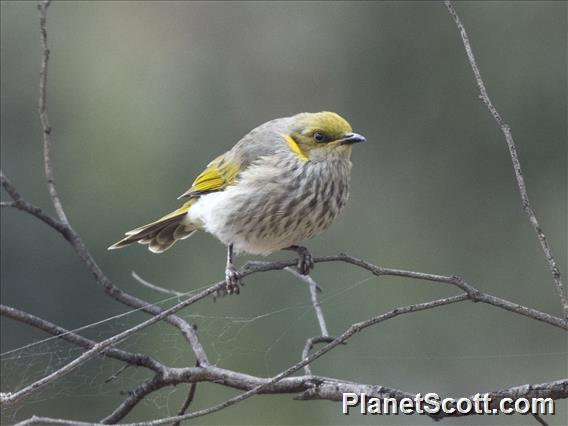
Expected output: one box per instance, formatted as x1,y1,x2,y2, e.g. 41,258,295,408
108,200,199,253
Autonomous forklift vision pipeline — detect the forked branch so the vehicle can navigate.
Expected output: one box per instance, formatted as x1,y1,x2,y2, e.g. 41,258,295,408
444,0,567,319
0,1,565,425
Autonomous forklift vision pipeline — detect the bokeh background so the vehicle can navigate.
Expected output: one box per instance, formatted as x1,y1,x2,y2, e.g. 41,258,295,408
1,1,566,425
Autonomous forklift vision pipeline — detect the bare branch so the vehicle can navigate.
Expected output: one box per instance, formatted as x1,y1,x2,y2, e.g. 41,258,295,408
5,253,565,416
1,169,209,366
172,374,198,426
116,294,471,425
286,269,333,376
444,0,567,318
301,336,335,376
100,376,165,424
286,268,328,336
315,255,568,330
16,296,568,426
38,0,67,227
45,297,466,425
242,255,568,330
15,417,96,426
0,282,221,406
0,304,164,373
532,413,549,426
26,0,211,366
0,171,69,238
13,369,568,425
102,360,197,424
3,2,566,425
131,271,185,298
298,378,568,420
104,364,131,384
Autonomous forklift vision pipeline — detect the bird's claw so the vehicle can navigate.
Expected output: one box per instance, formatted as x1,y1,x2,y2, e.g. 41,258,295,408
224,265,241,295
296,248,314,275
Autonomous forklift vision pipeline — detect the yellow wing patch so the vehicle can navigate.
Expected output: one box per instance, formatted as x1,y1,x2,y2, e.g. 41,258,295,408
178,155,240,199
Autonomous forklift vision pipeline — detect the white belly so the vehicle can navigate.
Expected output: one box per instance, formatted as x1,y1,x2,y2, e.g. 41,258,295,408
187,157,351,255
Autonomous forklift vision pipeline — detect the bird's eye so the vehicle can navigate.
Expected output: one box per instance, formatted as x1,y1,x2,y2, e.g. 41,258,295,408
313,132,325,142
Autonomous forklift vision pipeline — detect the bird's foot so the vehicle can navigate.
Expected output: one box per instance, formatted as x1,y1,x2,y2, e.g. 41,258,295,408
224,264,241,295
215,243,242,297
288,245,314,275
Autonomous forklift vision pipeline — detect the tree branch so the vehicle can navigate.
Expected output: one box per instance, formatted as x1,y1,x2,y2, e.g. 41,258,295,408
1,169,210,367
444,0,567,319
0,280,222,406
15,377,567,425
13,326,568,425
286,268,328,336
298,378,568,420
285,269,335,376
0,172,69,238
100,376,165,424
171,364,198,426
130,271,185,298
316,255,568,330
110,294,471,425
9,0,212,367
5,252,566,419
2,2,565,425
0,304,165,373
301,336,336,376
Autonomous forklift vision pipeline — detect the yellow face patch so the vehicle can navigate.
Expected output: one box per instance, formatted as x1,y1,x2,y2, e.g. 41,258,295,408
282,133,309,161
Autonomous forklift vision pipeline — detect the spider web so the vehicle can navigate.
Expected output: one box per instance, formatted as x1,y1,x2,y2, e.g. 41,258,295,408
0,271,375,423
2,272,566,424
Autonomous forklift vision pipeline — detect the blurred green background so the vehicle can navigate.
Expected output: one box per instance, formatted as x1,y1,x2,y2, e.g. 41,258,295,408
1,1,566,425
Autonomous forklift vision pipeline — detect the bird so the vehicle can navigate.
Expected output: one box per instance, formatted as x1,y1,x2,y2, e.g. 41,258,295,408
108,111,365,294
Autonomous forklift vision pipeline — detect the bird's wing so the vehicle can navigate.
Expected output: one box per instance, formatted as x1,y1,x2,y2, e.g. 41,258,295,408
178,117,293,199
177,153,241,199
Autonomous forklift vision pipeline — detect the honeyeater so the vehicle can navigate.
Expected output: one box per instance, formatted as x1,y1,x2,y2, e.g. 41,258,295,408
109,111,365,294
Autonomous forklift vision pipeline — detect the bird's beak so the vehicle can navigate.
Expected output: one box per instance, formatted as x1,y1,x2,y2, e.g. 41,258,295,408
338,132,366,145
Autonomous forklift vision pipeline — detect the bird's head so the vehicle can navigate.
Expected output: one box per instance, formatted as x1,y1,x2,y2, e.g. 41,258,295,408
284,111,365,162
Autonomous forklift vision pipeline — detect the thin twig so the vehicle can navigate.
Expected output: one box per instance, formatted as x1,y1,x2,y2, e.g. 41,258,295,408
101,376,165,424
0,281,222,406
104,364,131,384
2,171,208,366
0,304,164,373
172,382,198,426
115,294,471,425
286,268,328,336
52,295,471,425
0,172,69,238
3,2,567,424
244,255,567,330
38,0,67,227
532,413,548,426
299,378,568,420
286,269,333,376
31,0,210,366
301,336,335,376
13,372,568,425
131,271,185,297
315,255,568,330
444,0,567,319
4,253,566,412
1,170,209,364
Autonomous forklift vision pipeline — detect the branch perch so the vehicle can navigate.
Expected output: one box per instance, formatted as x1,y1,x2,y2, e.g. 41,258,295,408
444,0,567,319
0,1,565,425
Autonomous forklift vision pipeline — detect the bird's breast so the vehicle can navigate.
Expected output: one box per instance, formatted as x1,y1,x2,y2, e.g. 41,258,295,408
191,156,352,255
